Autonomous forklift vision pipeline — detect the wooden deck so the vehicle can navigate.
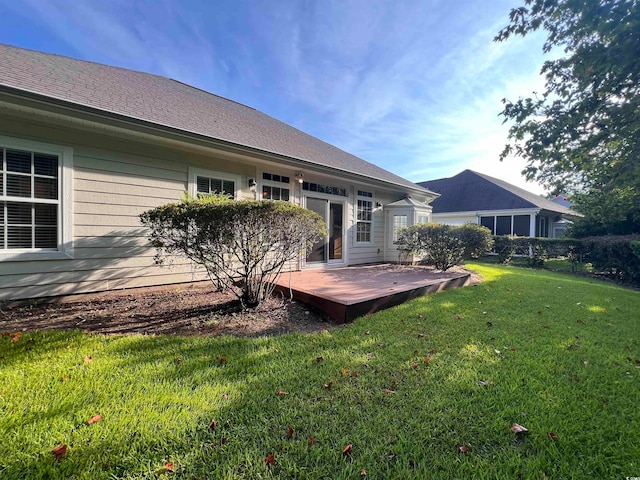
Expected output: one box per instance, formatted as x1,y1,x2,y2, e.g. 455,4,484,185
272,264,472,323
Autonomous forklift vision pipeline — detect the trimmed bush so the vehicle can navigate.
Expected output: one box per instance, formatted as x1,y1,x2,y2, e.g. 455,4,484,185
455,224,494,259
140,194,326,307
580,235,640,284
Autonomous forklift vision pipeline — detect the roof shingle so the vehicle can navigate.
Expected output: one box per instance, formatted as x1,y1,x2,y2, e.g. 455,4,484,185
0,44,427,191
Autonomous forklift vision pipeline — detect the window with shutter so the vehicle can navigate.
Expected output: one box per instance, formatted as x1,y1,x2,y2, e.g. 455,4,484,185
1,146,60,250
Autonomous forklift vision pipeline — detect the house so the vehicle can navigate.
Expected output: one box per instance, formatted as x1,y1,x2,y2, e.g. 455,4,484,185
0,44,438,301
418,170,578,238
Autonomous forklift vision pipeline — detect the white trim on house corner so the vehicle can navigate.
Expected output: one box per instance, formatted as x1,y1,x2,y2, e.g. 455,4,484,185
0,134,74,261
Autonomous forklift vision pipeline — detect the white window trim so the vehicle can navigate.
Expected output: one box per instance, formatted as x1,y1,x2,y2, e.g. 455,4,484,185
355,191,374,244
188,167,240,199
0,135,73,261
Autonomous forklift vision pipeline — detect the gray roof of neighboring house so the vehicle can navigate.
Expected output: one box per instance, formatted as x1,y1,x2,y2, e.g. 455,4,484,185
418,170,577,217
0,43,429,192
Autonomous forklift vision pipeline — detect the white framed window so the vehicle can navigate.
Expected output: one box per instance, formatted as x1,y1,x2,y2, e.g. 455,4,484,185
188,167,239,199
392,214,407,243
0,135,73,261
356,190,373,243
261,172,291,201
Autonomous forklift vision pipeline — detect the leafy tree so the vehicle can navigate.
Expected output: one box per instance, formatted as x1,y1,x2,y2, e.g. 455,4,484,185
495,0,640,234
140,194,326,308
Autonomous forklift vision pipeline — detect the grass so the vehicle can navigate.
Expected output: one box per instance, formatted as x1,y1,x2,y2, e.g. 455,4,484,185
1,264,639,479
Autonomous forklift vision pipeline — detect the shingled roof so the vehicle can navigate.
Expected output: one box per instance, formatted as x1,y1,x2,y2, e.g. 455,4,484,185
419,170,577,216
0,43,428,192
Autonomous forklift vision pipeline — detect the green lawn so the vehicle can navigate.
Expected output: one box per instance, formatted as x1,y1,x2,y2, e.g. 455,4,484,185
1,264,638,479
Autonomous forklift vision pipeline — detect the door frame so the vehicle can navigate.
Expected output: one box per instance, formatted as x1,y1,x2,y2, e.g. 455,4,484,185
303,195,348,267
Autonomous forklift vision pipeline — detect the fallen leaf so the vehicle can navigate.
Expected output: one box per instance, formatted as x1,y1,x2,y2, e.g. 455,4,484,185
383,389,396,394
61,376,68,382
11,333,21,343
391,381,396,388
341,369,350,376
84,356,93,363
364,331,370,335
219,357,227,364
342,443,352,455
547,431,558,441
287,426,294,439
429,349,437,354
459,445,468,453
323,382,333,389
208,419,217,431
163,462,174,471
276,390,288,396
582,360,589,366
412,363,418,369
352,371,358,377
316,356,324,362
52,444,67,460
265,453,276,465
2,331,9,336
360,469,367,476
87,414,102,425
456,314,462,320
378,343,386,348
418,333,425,338
222,394,229,400
418,313,424,318
511,423,528,434
424,357,430,365
219,437,227,445
309,437,316,446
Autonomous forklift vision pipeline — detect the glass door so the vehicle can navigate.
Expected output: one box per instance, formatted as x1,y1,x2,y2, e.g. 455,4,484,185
306,197,344,264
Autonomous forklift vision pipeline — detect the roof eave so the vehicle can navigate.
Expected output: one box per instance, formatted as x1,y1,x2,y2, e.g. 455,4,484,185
0,84,433,196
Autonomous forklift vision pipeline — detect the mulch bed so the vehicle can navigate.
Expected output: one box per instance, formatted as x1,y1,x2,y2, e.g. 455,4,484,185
0,282,334,337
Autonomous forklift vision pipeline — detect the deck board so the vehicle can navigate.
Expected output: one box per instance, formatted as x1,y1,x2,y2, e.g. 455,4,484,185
272,264,472,323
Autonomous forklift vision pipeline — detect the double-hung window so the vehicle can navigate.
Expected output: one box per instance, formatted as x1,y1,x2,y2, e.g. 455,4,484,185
356,190,373,243
0,136,72,259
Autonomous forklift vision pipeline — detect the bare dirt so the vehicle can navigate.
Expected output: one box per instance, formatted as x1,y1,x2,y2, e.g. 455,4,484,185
0,282,334,337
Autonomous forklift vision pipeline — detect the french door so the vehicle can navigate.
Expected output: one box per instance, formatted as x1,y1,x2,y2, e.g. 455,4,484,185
305,197,344,264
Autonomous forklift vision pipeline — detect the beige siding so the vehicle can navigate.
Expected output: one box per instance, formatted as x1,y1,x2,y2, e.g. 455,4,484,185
0,119,252,301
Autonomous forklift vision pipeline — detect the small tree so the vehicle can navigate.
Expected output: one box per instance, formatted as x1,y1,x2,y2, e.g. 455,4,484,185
140,194,326,308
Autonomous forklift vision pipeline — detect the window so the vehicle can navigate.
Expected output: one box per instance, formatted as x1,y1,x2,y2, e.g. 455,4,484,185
0,136,72,259
495,216,512,236
417,214,429,225
480,216,495,234
302,181,347,197
392,215,407,243
356,191,373,243
513,215,530,236
261,172,290,201
196,176,235,198
189,168,239,200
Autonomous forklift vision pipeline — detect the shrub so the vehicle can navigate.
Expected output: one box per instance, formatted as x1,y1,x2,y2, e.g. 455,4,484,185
140,194,326,307
580,235,640,284
396,223,464,271
454,224,494,259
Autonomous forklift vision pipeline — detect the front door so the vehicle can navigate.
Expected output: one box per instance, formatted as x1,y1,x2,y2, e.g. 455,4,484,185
306,197,344,264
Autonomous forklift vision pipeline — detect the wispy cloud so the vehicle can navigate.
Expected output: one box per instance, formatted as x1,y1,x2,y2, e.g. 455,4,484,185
1,0,551,193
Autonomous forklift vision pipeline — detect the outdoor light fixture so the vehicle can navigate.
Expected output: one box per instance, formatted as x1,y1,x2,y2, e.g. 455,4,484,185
295,173,304,184
376,201,383,208
248,177,257,192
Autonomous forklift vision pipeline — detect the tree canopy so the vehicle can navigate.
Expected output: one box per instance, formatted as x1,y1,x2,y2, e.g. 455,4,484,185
495,0,640,235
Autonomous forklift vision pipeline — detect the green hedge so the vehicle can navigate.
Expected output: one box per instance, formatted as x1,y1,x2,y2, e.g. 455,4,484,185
491,235,640,285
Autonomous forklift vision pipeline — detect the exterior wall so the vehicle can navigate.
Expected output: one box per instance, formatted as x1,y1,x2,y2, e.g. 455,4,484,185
432,213,478,226
0,117,256,300
0,113,431,301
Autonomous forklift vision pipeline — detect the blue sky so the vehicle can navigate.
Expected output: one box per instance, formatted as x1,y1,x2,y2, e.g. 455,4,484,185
1,0,549,193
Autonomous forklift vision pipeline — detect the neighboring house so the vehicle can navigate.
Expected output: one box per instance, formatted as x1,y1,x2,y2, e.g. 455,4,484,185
418,170,578,238
0,44,438,301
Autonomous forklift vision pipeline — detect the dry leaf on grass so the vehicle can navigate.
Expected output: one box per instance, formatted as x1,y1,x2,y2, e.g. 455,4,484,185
52,444,67,460
511,423,528,434
87,414,102,425
342,443,352,455
265,453,276,465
